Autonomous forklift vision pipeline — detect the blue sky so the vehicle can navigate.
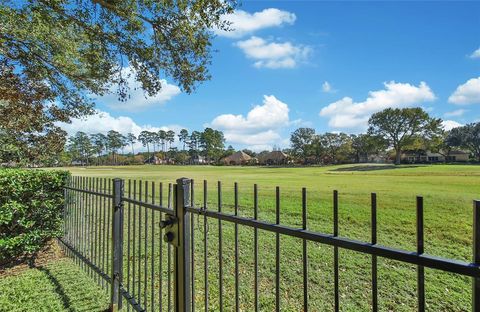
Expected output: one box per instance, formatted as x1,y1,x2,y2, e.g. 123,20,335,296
63,1,480,151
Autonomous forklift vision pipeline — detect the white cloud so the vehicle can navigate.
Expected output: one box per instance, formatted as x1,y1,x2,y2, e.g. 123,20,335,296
246,144,276,152
319,81,436,130
442,120,463,131
209,95,290,150
322,81,336,93
236,36,311,69
58,110,184,150
444,109,467,117
448,77,480,105
470,47,480,59
94,66,181,112
215,8,296,38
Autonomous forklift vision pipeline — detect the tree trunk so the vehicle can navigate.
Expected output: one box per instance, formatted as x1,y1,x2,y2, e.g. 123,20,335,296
395,148,402,165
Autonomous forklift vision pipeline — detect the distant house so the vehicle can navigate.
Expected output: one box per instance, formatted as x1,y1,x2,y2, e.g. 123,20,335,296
144,155,175,165
258,151,289,165
189,155,207,165
159,158,175,165
144,155,161,165
221,151,252,165
401,150,469,163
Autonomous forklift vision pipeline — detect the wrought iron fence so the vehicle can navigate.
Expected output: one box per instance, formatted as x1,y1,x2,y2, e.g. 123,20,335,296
59,176,480,312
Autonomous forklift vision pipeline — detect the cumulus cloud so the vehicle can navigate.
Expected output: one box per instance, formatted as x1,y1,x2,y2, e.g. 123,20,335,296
442,120,463,131
58,110,184,150
94,66,181,112
319,81,436,130
215,8,296,38
236,36,311,69
209,95,290,150
448,77,480,105
444,109,467,117
470,47,480,59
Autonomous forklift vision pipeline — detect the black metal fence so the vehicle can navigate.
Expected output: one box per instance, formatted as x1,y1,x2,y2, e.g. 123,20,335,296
59,176,480,311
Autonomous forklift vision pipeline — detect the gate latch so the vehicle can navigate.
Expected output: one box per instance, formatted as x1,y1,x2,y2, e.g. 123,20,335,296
160,215,179,247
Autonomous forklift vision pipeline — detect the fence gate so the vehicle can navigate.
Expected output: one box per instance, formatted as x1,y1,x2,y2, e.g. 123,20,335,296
60,176,480,312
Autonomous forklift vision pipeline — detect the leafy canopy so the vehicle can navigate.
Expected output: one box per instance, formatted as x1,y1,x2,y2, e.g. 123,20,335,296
0,62,67,165
368,107,442,164
446,123,480,160
0,0,236,118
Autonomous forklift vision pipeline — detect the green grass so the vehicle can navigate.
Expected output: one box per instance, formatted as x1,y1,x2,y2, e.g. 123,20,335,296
0,258,109,312
61,164,480,311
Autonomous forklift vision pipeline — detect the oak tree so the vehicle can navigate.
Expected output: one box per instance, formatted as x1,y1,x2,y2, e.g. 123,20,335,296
368,108,442,165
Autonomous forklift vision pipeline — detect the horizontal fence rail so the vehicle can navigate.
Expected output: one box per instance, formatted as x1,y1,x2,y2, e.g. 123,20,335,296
60,176,480,312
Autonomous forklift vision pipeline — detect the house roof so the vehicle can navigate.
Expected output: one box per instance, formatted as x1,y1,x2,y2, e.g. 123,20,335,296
222,151,252,163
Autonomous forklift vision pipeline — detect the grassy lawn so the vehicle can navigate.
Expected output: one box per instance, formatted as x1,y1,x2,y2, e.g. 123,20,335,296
0,257,109,312
62,164,480,311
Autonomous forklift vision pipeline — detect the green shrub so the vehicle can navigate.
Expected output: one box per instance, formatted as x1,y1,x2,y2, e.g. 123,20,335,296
0,169,70,264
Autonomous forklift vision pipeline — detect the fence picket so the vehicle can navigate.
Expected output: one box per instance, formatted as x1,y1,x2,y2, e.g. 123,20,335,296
333,190,339,312
473,200,480,310
417,196,425,312
371,193,378,312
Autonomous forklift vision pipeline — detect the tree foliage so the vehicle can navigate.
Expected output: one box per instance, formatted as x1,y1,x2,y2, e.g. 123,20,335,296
289,128,357,164
350,134,386,163
446,123,480,161
67,131,93,165
200,128,225,161
0,62,67,165
368,107,442,164
178,129,189,151
0,0,236,119
320,132,352,164
290,128,316,162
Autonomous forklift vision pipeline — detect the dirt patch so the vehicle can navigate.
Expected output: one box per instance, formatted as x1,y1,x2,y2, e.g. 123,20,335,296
0,240,66,278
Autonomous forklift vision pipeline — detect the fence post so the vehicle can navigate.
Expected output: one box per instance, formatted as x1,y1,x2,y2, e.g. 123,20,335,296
473,200,480,311
174,178,192,312
111,178,124,312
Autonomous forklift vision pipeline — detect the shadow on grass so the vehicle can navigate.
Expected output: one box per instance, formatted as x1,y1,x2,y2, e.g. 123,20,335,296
330,164,425,172
37,266,74,312
36,265,110,312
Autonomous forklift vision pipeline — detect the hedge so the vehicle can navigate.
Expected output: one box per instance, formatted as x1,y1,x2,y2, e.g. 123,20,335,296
0,169,70,264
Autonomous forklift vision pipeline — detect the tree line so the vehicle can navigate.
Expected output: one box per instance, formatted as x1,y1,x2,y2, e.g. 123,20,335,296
3,106,480,167
66,128,226,166
288,107,480,165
